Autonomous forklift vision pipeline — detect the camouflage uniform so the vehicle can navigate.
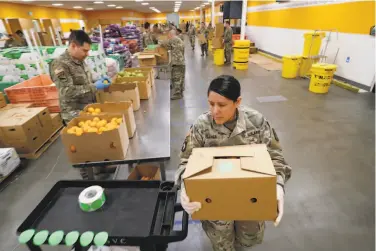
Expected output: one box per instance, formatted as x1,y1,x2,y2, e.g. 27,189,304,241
160,37,185,99
199,27,209,56
188,25,196,50
175,106,292,251
224,27,233,64
50,50,97,180
178,33,184,42
143,31,155,48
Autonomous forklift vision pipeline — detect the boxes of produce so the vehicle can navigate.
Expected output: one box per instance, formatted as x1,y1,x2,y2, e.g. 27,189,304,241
115,70,151,100
122,67,155,86
137,53,160,67
5,74,59,113
81,102,136,138
183,144,277,221
61,114,129,164
144,46,169,65
0,107,53,154
0,92,6,108
128,164,161,181
96,83,140,111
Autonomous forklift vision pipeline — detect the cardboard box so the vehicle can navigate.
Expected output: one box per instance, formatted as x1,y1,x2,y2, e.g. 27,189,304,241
198,34,207,44
212,37,224,49
0,107,52,153
50,113,63,132
81,102,136,138
123,67,155,87
0,103,32,112
61,114,129,164
208,30,214,40
96,83,140,111
114,74,151,100
0,148,20,179
138,53,160,67
0,92,6,108
183,144,277,221
144,47,169,65
128,164,161,181
215,23,224,37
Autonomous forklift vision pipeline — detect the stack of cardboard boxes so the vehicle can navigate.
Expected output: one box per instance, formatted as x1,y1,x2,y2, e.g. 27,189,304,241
212,23,224,49
0,104,63,156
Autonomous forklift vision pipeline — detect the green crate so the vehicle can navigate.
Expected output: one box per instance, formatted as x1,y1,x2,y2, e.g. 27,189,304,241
0,82,18,93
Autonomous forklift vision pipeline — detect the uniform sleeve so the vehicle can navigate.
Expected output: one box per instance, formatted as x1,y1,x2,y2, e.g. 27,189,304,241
159,39,171,50
51,61,94,104
174,124,205,188
259,118,292,188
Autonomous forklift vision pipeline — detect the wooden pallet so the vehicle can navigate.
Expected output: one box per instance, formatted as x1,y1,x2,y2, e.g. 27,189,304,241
19,126,63,160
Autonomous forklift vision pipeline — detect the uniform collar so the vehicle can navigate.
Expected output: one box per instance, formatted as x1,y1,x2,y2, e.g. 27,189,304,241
210,108,246,136
64,50,83,65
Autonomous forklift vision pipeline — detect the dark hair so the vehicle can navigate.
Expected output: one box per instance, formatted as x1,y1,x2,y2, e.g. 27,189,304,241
207,75,241,102
225,21,230,25
69,30,91,46
15,30,23,35
144,22,150,29
177,29,182,34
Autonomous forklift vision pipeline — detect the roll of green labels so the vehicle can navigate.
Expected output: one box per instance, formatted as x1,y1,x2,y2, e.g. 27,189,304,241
78,186,106,212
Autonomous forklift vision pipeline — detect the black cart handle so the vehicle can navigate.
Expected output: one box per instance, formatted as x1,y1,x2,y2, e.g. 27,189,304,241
166,203,189,242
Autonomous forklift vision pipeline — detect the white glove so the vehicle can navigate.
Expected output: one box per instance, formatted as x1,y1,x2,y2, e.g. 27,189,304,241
180,187,202,215
274,184,284,227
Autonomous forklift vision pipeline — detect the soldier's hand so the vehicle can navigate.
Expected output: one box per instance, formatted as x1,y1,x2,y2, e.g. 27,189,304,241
102,76,112,86
274,184,284,227
181,187,201,215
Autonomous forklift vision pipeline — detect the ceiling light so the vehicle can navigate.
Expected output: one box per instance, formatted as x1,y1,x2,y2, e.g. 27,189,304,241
135,0,143,2
107,4,116,7
141,2,149,5
116,6,123,8
73,6,82,9
52,3,63,6
22,0,35,2
93,1,104,4
204,2,210,5
86,8,94,10
175,1,182,3
149,7,161,13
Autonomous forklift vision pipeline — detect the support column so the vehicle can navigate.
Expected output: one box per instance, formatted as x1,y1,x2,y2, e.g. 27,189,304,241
211,0,215,25
200,7,203,23
240,0,247,40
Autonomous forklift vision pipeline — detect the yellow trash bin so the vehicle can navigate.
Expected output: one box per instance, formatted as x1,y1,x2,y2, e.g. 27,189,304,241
208,40,212,52
233,40,250,70
282,55,302,78
213,49,224,66
303,31,325,57
309,63,337,94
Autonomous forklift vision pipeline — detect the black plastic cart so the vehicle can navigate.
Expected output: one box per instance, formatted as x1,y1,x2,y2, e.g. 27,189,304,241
17,180,188,251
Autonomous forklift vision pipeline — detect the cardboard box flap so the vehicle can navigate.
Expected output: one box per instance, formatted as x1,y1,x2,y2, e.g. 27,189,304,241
183,152,214,179
192,145,254,158
240,158,276,176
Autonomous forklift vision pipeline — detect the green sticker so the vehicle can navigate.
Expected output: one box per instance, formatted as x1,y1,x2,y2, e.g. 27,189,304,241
33,230,49,246
48,231,64,246
65,231,79,246
218,162,233,173
80,231,94,247
18,229,35,244
94,232,109,246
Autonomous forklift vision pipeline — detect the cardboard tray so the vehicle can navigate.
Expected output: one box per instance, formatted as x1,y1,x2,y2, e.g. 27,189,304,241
17,180,188,247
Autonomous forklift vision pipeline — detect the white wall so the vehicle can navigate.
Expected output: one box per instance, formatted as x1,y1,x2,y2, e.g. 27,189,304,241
246,25,375,89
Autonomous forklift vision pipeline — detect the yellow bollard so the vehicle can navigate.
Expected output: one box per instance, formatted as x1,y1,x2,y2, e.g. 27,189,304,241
213,49,225,66
233,40,250,70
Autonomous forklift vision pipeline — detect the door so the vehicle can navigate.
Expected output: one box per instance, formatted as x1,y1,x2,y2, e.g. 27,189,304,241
167,13,179,26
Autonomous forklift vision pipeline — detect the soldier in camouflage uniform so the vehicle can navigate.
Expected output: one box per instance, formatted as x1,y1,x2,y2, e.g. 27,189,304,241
176,75,292,251
142,22,155,48
188,23,196,50
224,21,233,64
160,30,185,100
199,22,209,56
50,30,107,180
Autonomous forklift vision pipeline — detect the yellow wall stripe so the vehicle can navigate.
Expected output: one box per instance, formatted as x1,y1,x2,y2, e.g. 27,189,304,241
247,1,375,35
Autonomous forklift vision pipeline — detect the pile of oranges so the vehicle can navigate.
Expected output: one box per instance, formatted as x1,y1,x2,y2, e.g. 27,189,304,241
84,107,102,116
67,117,123,136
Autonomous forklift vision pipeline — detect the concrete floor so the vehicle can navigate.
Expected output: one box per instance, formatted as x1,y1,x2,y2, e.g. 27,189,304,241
0,37,374,251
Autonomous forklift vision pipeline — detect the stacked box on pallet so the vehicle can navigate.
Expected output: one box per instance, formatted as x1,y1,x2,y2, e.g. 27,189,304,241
0,106,54,155
4,74,59,113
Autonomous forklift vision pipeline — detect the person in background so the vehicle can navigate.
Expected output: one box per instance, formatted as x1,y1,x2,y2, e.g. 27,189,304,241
224,21,233,65
3,34,20,48
152,24,160,43
177,28,184,41
188,23,196,51
50,30,112,180
176,75,292,251
207,22,214,35
159,30,185,100
186,21,189,33
15,30,27,46
142,22,155,48
198,22,209,57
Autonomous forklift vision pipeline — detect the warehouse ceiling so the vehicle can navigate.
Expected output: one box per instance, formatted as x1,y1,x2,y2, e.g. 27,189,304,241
13,0,211,13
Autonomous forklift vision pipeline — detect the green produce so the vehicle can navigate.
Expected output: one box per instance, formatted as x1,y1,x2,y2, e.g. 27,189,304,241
118,70,144,78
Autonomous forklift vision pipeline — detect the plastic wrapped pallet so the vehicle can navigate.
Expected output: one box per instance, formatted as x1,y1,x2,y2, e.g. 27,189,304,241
0,148,21,180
